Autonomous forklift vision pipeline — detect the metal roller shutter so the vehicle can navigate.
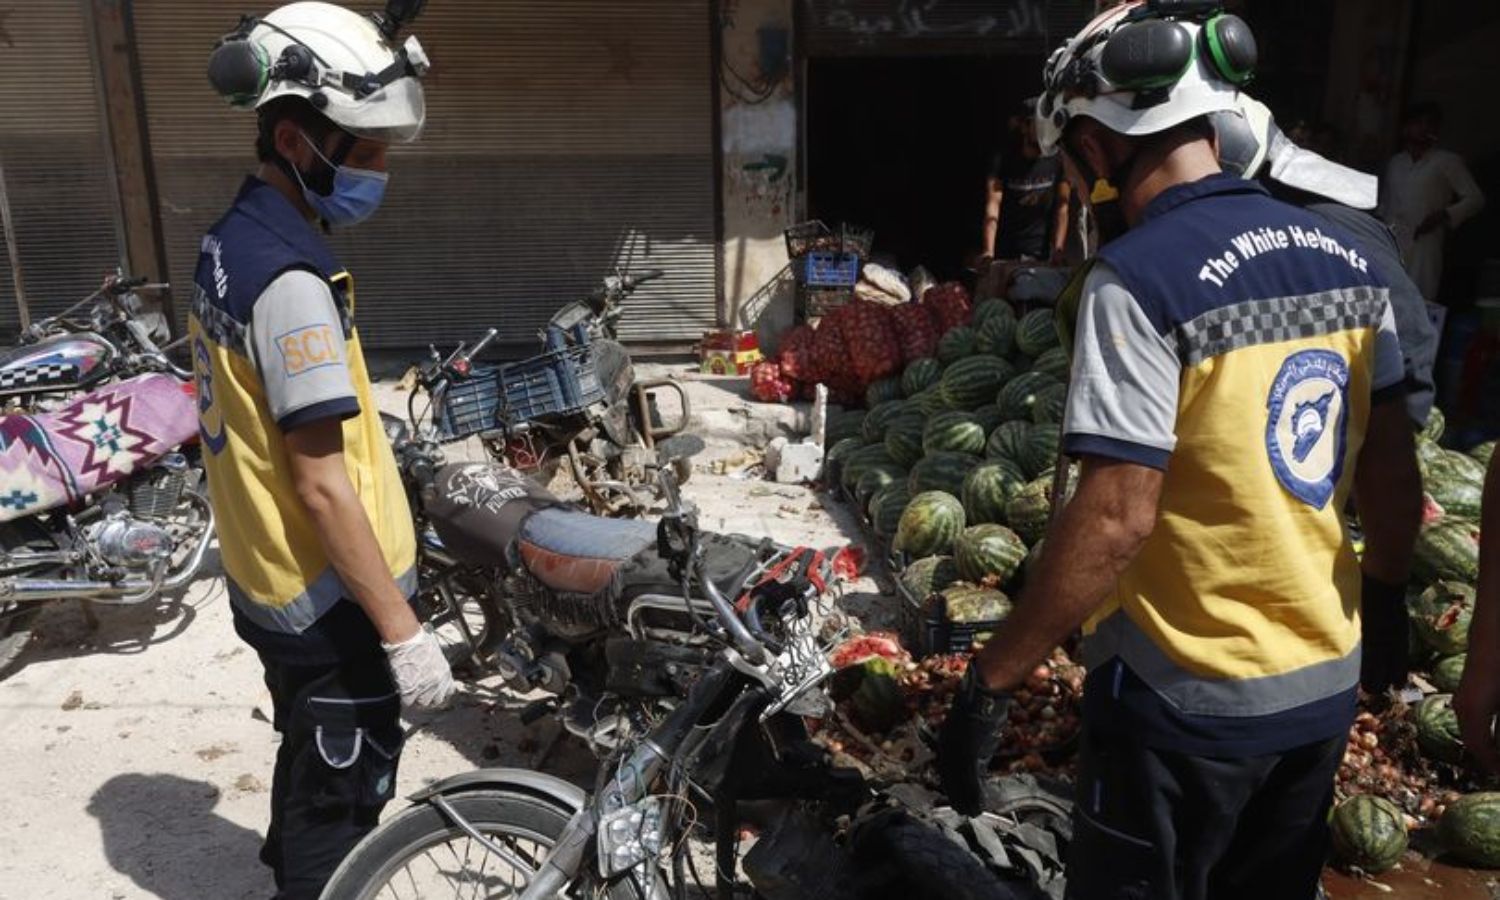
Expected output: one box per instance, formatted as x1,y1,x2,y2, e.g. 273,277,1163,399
0,2,124,335
133,1,719,352
801,0,1095,57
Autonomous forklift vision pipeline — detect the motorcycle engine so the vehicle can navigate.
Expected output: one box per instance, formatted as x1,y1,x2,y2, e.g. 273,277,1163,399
92,513,174,568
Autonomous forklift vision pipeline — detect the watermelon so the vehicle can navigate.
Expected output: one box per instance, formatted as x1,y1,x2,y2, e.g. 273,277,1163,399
902,357,943,397
861,400,907,444
909,452,979,497
871,483,913,537
1415,694,1464,764
826,410,866,445
941,356,1016,409
1422,406,1445,443
884,412,930,468
1030,346,1071,382
1020,425,1062,480
996,371,1060,423
1030,382,1068,425
893,491,966,558
826,437,864,469
974,313,1018,358
1469,440,1495,470
914,385,962,417
1411,581,1475,655
1330,795,1408,874
865,378,904,409
955,524,1027,585
924,412,987,456
1006,478,1053,545
855,464,907,510
1437,793,1500,868
900,555,961,599
848,656,908,733
986,420,1033,464
937,326,978,366
940,584,1012,625
1016,308,1060,357
972,298,1015,329
1431,654,1467,693
962,460,1024,526
972,404,1005,436
1436,448,1488,489
1414,519,1481,585
841,444,898,493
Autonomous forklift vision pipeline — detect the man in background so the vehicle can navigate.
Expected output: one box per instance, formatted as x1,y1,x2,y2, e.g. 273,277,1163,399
981,98,1072,265
1380,102,1486,302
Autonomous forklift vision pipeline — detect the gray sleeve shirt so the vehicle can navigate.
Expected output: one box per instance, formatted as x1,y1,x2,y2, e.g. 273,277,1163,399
1062,261,1181,470
246,269,361,431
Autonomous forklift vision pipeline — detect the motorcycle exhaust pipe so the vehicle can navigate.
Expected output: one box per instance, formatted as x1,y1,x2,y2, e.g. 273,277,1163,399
0,576,162,603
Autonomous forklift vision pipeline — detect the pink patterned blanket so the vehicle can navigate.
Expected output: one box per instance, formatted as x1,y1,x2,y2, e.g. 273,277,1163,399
0,374,197,523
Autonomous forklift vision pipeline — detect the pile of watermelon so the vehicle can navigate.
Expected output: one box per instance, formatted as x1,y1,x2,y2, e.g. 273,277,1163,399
822,290,1071,645
1326,410,1497,874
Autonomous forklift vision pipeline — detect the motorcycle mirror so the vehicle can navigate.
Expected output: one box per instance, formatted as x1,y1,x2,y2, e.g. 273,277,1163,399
655,434,705,467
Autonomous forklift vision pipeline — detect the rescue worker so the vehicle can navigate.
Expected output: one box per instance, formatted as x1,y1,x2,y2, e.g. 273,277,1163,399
934,5,1422,898
190,4,453,896
1456,451,1500,774
1212,94,1439,429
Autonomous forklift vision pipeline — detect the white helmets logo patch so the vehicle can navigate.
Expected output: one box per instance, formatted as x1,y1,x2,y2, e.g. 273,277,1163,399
1266,349,1350,509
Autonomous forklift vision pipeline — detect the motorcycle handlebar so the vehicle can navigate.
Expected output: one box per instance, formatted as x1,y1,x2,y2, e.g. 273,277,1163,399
465,327,498,361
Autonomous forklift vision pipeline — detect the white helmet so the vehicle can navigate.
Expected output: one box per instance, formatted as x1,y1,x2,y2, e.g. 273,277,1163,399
1211,94,1379,210
208,1,430,143
1035,1,1253,158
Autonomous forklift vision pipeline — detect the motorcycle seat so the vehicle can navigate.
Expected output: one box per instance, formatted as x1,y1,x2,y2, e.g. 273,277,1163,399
517,508,658,597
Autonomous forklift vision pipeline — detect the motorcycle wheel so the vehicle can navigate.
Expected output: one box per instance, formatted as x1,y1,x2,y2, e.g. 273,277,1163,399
320,789,645,900
0,603,39,679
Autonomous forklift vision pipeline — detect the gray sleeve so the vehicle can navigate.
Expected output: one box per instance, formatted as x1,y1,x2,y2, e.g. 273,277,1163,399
1061,261,1180,470
247,270,360,431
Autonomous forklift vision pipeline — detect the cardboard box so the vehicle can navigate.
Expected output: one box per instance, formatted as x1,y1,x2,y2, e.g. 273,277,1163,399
699,330,762,375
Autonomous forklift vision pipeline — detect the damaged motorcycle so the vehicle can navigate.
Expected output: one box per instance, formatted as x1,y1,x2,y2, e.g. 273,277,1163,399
427,268,693,517
0,276,214,676
325,335,1071,899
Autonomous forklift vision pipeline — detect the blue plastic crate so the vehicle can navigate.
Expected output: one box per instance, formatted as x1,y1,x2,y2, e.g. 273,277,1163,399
498,342,605,425
433,343,605,441
434,365,504,441
795,251,860,288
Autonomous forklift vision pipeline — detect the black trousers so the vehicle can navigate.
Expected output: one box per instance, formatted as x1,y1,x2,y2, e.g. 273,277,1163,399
258,651,404,900
1064,726,1345,900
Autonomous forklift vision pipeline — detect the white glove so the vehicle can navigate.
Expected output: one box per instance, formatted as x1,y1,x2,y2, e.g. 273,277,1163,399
382,626,457,710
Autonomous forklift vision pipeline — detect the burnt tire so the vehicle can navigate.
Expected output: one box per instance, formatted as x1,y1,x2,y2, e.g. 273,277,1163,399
854,813,1018,900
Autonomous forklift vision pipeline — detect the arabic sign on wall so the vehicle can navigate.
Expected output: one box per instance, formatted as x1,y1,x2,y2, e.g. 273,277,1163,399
802,0,1094,56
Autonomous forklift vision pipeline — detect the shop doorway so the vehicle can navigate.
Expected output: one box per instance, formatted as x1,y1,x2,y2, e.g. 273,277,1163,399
805,55,1044,280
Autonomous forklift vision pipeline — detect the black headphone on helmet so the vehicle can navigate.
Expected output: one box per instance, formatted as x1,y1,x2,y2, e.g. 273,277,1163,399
207,0,428,110
1056,0,1256,103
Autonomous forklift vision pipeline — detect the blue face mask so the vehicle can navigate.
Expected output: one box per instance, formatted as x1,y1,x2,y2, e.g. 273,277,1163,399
293,133,390,227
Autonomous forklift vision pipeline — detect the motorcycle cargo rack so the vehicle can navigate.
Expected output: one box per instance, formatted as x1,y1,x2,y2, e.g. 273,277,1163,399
435,344,606,441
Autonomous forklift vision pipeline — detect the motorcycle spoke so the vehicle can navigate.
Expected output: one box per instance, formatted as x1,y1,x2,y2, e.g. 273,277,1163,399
378,831,546,899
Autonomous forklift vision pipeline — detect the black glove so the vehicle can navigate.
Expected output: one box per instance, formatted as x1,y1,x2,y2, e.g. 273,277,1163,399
936,665,1011,816
1360,574,1410,694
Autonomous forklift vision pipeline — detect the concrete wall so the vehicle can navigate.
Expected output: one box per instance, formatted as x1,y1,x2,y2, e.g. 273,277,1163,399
718,0,798,351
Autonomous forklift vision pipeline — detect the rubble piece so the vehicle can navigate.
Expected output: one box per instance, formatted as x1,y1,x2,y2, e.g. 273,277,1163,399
773,440,824,484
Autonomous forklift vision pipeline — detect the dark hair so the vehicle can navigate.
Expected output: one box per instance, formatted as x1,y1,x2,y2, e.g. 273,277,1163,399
1403,101,1443,128
255,96,337,163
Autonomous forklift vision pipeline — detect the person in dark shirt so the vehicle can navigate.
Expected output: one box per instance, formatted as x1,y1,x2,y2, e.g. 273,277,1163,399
982,98,1071,263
